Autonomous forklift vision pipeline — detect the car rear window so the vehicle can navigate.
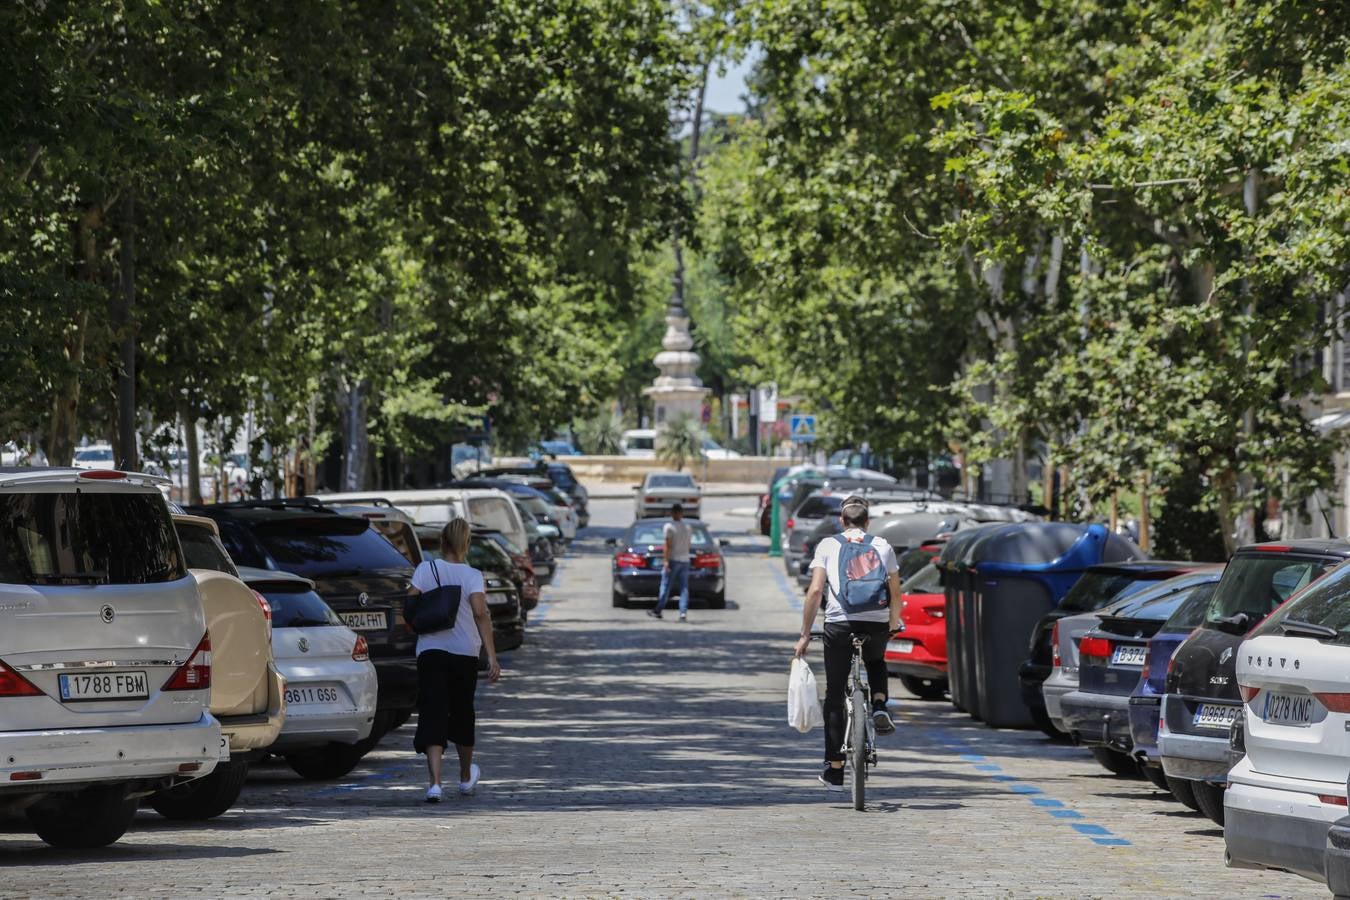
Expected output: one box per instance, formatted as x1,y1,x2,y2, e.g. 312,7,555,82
648,474,695,489
1204,554,1329,626
896,546,938,581
547,465,578,489
1159,581,1221,631
628,523,713,547
1249,559,1350,641
176,521,239,576
469,537,512,572
795,496,842,519
251,516,412,576
467,497,517,536
256,585,343,628
0,491,184,585
903,562,942,594
370,520,420,565
1057,571,1155,615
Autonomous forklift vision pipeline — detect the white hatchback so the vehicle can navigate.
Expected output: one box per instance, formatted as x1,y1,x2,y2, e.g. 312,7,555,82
240,568,379,780
0,468,220,848
1226,560,1350,885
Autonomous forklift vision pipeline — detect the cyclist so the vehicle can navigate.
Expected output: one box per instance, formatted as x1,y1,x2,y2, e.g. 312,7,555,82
793,495,902,791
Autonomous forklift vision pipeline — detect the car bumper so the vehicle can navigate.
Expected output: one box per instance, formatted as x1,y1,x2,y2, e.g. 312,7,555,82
372,655,419,712
885,632,947,680
0,712,222,795
272,661,378,750
614,570,724,599
1326,818,1350,897
1060,690,1132,750
219,662,287,754
638,500,700,518
1226,763,1342,883
1041,667,1078,728
1158,729,1230,782
1128,694,1162,763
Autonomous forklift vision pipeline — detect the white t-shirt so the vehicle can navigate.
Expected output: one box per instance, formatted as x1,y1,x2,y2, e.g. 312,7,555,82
410,559,484,658
809,529,899,623
664,520,692,560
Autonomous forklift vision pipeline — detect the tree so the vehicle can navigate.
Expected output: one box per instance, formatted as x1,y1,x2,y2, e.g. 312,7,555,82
657,414,704,472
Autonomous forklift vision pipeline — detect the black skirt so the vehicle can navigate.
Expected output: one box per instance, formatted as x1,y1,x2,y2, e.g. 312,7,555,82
414,649,479,753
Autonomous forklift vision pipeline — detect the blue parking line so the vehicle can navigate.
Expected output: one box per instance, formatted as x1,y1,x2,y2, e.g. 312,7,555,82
768,558,803,611
932,726,1132,848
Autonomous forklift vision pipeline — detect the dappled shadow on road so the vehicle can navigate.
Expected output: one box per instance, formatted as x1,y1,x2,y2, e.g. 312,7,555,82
0,840,281,865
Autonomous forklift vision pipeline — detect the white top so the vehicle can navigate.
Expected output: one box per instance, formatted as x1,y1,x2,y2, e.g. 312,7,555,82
410,559,484,658
664,520,693,559
810,528,899,623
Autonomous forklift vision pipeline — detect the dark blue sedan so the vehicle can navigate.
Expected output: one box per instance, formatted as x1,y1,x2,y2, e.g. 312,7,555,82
607,519,727,609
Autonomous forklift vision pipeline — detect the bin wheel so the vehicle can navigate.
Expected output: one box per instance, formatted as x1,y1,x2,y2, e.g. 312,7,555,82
1192,780,1226,825
1166,776,1201,812
898,674,947,701
1088,747,1140,778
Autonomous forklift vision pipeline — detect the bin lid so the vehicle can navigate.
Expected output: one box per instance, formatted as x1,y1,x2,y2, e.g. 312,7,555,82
937,522,1001,570
968,522,1141,573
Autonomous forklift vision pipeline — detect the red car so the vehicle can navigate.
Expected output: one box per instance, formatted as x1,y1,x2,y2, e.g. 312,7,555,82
886,538,949,700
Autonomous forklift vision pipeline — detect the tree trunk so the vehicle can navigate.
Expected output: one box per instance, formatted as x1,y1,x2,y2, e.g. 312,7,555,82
50,205,102,466
1138,472,1152,553
343,380,370,491
1215,474,1239,558
183,407,202,505
114,190,137,471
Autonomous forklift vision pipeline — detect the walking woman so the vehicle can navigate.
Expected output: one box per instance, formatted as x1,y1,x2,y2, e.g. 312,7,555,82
406,518,501,802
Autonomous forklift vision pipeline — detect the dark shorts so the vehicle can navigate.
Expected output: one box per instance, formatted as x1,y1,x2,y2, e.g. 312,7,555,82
414,649,479,753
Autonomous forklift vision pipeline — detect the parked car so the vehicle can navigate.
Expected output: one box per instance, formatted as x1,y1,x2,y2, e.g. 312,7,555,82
239,567,379,780
607,518,727,609
0,468,220,848
318,487,531,556
885,561,948,699
149,514,285,821
533,439,581,457
71,443,116,470
462,475,577,541
542,462,590,528
796,503,974,589
620,428,656,458
896,537,949,581
506,497,559,582
783,492,845,578
634,471,702,519
414,525,525,651
191,499,419,741
1022,560,1208,740
702,437,741,459
1128,574,1226,808
1160,539,1350,825
1058,569,1223,780
775,469,898,545
1225,557,1350,884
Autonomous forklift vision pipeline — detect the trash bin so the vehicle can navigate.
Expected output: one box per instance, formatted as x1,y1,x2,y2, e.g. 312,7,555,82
960,522,1140,728
939,526,999,716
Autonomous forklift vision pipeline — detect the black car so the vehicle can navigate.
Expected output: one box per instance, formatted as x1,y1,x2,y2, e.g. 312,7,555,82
1019,560,1210,740
470,463,589,528
1159,539,1350,825
415,523,529,650
607,518,727,609
189,499,417,739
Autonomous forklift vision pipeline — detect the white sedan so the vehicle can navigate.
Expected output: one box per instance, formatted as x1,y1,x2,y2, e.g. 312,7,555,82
240,568,379,781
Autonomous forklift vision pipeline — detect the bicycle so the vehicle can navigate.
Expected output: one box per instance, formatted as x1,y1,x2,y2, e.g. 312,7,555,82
809,627,903,811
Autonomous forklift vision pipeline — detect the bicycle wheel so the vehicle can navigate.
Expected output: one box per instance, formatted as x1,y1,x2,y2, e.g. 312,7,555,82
850,685,868,811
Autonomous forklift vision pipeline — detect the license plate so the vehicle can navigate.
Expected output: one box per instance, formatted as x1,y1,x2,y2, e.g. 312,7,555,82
1263,691,1317,727
59,670,148,702
486,592,511,607
285,685,341,706
340,611,387,631
1193,703,1239,730
891,640,915,654
1111,645,1147,667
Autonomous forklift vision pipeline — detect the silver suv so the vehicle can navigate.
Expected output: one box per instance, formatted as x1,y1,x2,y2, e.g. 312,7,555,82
0,468,220,848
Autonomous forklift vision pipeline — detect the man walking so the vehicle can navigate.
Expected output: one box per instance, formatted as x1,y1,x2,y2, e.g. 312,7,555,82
793,495,902,790
648,503,692,622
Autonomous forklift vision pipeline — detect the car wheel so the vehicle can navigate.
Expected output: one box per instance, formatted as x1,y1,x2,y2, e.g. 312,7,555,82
148,759,249,820
1030,704,1069,741
1142,764,1170,791
1192,780,1226,825
1166,776,1202,812
28,785,138,849
612,589,627,608
1088,747,1140,778
898,674,947,701
707,589,726,610
286,742,370,781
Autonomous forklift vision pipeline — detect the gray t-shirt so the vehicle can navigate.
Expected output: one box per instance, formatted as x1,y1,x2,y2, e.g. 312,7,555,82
664,520,692,560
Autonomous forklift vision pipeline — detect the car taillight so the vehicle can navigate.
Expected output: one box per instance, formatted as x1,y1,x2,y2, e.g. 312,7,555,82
163,633,211,691
685,497,698,504
1238,682,1260,703
1321,794,1350,807
785,518,795,530
692,552,721,570
616,552,645,568
1314,692,1350,713
77,470,127,480
252,590,273,641
1050,622,1061,668
1080,636,1112,661
352,635,370,662
0,657,41,697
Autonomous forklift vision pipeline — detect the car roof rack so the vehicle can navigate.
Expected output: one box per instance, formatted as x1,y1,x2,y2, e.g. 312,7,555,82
187,497,333,513
306,495,395,509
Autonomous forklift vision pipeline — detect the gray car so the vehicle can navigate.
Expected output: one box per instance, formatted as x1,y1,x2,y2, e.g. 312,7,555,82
634,471,701,519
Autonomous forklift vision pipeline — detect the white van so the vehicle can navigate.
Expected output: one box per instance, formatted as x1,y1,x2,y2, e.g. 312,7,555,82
0,468,221,848
316,488,530,554
620,429,656,458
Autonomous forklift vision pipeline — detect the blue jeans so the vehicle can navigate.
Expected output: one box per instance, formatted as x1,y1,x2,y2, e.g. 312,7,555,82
655,561,690,614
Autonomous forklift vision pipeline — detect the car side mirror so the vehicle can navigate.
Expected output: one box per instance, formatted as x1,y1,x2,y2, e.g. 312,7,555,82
631,484,640,491
1213,612,1251,636
718,539,730,548
605,537,617,547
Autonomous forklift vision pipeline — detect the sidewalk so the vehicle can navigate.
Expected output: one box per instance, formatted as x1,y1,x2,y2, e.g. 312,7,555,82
583,481,763,500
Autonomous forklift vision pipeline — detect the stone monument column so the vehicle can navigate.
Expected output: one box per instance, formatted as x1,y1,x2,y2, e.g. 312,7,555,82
644,253,709,429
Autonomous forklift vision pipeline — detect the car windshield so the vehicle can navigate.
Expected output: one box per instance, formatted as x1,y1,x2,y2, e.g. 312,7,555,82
1204,553,1329,627
795,496,842,519
176,521,239,576
648,474,695,489
251,516,412,576
903,561,942,594
628,523,713,548
256,585,343,628
896,546,939,581
1056,571,1156,615
1249,559,1350,641
74,447,113,462
0,491,184,585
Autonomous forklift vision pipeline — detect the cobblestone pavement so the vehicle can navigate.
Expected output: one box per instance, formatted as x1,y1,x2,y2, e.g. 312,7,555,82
0,498,1326,898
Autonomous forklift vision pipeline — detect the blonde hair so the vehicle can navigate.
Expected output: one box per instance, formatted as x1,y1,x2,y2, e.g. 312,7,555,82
441,518,472,560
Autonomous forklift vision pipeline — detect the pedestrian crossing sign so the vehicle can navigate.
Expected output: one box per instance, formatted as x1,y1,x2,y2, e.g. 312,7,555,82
789,414,816,442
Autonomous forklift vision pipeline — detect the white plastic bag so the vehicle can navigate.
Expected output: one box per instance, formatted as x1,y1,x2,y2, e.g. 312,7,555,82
788,657,824,733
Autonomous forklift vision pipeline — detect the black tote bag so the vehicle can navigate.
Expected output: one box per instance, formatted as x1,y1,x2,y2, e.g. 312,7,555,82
405,561,463,635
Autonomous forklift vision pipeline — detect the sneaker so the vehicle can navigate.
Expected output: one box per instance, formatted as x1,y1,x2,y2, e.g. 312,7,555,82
459,763,481,795
872,708,896,735
679,612,687,623
646,609,663,619
424,784,442,803
817,765,844,792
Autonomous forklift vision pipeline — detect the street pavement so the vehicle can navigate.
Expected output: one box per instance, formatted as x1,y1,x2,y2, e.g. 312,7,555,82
0,496,1326,898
